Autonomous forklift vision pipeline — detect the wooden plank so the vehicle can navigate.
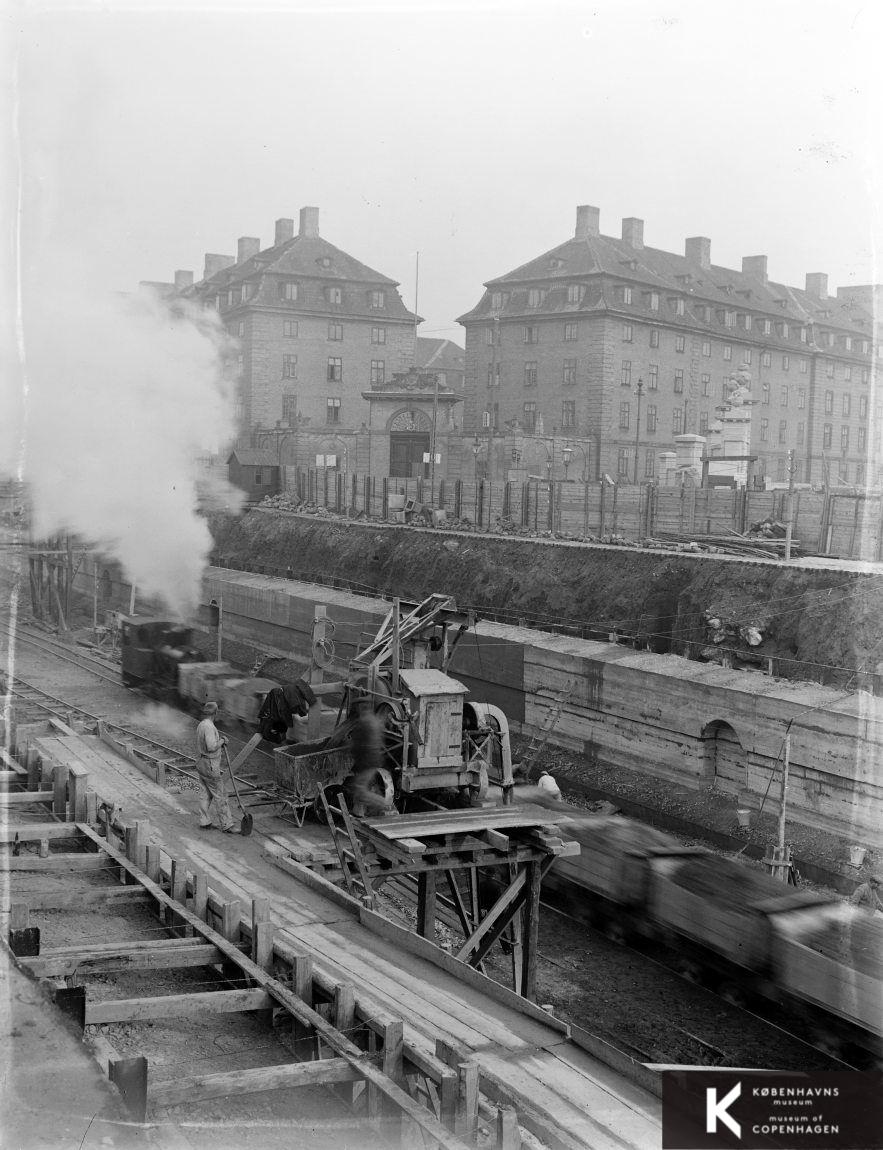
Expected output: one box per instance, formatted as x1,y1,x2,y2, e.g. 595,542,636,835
149,1057,361,1109
74,821,472,1150
22,943,223,978
0,790,54,805
3,853,111,872
364,805,565,842
86,988,273,1024
417,871,437,939
5,885,149,912
0,749,26,774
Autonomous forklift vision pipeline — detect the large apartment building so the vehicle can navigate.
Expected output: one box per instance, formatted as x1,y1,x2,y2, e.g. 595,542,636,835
457,206,879,485
177,207,419,455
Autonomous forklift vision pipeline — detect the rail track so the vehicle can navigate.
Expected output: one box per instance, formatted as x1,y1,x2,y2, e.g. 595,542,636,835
2,631,861,1073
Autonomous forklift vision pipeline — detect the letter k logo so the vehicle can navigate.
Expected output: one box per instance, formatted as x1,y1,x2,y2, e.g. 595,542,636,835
706,1082,741,1138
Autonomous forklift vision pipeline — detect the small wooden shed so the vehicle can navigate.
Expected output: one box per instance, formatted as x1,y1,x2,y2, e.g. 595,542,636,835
227,449,281,500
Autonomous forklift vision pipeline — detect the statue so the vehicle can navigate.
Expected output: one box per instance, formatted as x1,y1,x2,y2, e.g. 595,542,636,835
724,363,753,408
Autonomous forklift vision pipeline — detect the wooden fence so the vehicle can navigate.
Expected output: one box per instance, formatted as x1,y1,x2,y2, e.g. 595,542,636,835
281,468,883,560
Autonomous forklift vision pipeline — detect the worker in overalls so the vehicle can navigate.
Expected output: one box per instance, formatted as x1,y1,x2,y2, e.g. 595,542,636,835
346,697,389,815
195,702,237,833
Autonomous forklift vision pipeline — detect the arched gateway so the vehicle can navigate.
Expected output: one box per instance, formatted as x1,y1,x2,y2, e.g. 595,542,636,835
702,719,748,794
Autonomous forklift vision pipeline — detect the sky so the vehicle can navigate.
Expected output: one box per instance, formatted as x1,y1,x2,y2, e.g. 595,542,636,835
5,0,882,349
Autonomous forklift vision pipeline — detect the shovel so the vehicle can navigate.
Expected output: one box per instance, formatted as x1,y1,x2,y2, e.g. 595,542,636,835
223,737,260,837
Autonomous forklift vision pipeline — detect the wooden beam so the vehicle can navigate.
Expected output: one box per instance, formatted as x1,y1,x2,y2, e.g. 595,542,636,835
455,868,528,963
21,942,223,978
0,823,79,844
3,853,110,872
416,871,437,940
150,1057,361,1110
4,886,149,912
0,790,54,805
86,988,273,1024
73,821,472,1150
520,861,543,1003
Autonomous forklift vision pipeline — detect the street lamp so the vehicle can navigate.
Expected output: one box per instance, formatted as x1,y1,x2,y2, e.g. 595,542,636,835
633,377,645,485
562,447,572,481
561,442,588,482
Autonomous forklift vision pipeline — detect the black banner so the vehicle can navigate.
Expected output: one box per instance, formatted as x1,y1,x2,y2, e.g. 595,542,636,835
662,1071,883,1149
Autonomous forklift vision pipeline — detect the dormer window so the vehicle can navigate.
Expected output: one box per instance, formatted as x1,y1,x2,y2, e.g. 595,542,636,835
528,287,547,308
548,257,565,270
724,310,735,328
845,335,853,351
741,313,752,330
317,256,332,268
326,286,343,304
491,291,504,309
370,289,385,308
648,291,659,312
567,284,586,305
619,285,633,305
675,297,685,317
621,259,638,271
241,283,252,301
279,281,299,302
799,327,807,343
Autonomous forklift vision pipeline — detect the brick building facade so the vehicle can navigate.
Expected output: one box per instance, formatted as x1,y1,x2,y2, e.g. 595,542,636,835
457,206,879,486
177,208,419,470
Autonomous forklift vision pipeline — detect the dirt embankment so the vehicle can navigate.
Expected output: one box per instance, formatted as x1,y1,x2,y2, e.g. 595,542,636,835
207,510,883,685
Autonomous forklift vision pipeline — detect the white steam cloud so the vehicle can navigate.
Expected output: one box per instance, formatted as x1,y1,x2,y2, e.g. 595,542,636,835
4,283,243,615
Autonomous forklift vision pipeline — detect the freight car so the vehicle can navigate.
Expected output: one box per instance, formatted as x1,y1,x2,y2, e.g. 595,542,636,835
540,810,882,1065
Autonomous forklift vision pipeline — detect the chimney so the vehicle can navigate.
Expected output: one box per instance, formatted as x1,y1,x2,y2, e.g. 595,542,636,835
741,255,768,283
299,206,320,238
237,236,260,264
621,217,644,250
275,217,294,245
203,253,235,279
805,272,828,300
174,270,194,290
574,204,600,240
685,237,711,269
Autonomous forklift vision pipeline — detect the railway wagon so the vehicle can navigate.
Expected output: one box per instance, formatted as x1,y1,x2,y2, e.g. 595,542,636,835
769,901,883,1058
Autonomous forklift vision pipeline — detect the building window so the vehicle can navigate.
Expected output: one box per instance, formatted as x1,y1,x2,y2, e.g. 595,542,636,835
862,368,869,383
676,298,686,317
800,327,808,343
823,424,832,449
776,457,787,482
523,402,537,432
844,365,852,382
327,357,343,382
617,448,630,477
622,323,633,342
326,397,341,424
845,335,853,351
762,381,770,405
673,408,684,435
567,284,585,305
254,469,263,486
723,344,732,361
527,288,546,308
282,354,297,379
856,461,866,485
564,322,578,341
562,400,576,429
702,339,711,357
563,358,578,385
491,291,505,309
648,364,659,390
699,411,708,433
675,334,686,353
842,394,851,416
282,393,298,424
761,351,771,367
824,390,834,414
326,287,342,304
621,286,633,305
370,289,385,308
524,361,537,387
796,387,805,410
523,325,538,344
778,420,787,444
742,313,753,331
841,426,850,453
782,354,790,371
619,402,630,429
761,319,771,336
481,410,491,429
647,404,657,432
780,386,789,407
826,360,835,378
487,362,502,387
650,328,660,348
701,373,710,396
724,310,735,328
781,323,790,339
328,322,343,341
235,320,245,337
858,426,867,450
644,452,656,477
484,326,497,345
283,320,298,338
370,359,385,385
760,418,769,442
797,421,805,444
673,369,684,394
649,292,659,311
372,326,386,344
280,281,299,301
620,360,632,387
860,394,868,419
799,358,807,374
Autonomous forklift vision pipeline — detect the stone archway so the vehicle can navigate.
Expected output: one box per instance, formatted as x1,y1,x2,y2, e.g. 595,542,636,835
387,409,432,479
702,719,748,795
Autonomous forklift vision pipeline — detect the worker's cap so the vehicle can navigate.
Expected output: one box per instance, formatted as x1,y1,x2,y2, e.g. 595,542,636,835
202,701,219,716
538,769,551,776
